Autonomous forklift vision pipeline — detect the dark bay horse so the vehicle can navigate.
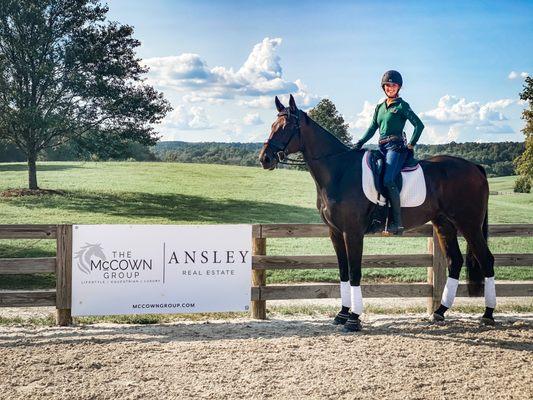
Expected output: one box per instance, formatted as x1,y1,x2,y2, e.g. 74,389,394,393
259,95,496,332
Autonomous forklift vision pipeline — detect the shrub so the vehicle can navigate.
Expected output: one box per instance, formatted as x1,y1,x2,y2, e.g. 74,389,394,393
514,176,531,193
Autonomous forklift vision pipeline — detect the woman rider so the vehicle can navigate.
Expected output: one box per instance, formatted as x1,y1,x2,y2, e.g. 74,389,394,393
354,70,424,235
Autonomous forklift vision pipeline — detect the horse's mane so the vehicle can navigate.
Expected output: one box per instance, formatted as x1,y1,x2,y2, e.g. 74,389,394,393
304,111,363,154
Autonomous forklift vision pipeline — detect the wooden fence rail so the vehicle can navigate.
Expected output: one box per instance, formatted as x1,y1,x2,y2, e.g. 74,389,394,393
0,224,532,324
250,223,533,319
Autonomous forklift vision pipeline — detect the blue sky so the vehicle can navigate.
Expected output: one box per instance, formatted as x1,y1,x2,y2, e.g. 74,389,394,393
107,0,532,144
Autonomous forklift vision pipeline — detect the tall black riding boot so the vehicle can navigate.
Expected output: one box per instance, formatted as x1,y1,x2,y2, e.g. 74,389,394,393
384,184,404,236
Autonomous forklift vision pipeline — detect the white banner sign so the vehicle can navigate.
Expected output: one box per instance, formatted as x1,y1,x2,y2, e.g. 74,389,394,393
71,225,252,316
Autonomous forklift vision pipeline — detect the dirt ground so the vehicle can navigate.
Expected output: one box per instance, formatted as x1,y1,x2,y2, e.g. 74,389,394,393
1,313,532,400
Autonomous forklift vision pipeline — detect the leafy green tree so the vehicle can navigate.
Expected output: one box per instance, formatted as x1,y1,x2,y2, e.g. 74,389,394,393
514,76,533,192
308,99,352,145
0,0,171,189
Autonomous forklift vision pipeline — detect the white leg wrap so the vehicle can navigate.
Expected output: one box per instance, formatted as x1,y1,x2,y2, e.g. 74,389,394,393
340,281,351,308
440,277,459,308
350,285,363,315
484,277,496,308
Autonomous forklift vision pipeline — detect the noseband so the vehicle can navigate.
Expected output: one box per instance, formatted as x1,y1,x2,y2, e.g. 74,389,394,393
264,108,306,166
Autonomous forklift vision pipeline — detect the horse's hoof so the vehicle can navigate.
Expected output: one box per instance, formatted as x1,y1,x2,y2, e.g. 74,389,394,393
342,318,362,332
332,313,349,325
431,312,445,322
480,316,495,326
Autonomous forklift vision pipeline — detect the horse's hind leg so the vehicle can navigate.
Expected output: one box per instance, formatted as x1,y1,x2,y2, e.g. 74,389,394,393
432,216,463,321
329,227,351,325
459,226,496,325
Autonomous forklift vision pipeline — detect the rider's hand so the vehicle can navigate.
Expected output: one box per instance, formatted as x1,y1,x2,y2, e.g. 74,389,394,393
354,141,363,150
407,143,415,150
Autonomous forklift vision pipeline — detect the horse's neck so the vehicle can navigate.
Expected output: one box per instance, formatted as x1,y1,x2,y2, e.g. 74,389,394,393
300,120,350,187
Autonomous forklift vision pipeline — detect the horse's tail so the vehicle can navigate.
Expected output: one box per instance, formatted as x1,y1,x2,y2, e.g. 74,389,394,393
466,164,488,296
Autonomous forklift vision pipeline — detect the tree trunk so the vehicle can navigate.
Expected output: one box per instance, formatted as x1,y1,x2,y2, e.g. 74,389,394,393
28,153,39,190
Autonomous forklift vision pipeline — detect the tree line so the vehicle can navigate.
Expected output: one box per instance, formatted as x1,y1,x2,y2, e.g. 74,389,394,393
0,137,524,178
156,141,525,177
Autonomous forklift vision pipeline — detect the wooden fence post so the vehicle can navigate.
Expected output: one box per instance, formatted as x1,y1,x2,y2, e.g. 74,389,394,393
251,237,267,319
56,224,73,326
427,227,447,314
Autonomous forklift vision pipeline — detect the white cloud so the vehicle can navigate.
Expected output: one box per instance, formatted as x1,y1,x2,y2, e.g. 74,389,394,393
162,105,214,130
238,80,321,110
349,100,377,130
238,96,273,108
420,95,480,124
419,95,520,142
182,92,230,104
145,37,321,140
508,70,529,79
143,37,307,103
349,95,523,144
221,121,243,142
420,95,516,124
243,113,263,125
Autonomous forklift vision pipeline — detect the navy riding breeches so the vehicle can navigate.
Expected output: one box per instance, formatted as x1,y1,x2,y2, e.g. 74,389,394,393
379,140,408,189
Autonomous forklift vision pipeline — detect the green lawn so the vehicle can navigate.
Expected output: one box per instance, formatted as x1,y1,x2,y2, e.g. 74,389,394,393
0,162,531,288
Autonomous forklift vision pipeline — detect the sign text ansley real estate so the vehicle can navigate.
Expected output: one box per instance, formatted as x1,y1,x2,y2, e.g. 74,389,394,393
71,225,252,316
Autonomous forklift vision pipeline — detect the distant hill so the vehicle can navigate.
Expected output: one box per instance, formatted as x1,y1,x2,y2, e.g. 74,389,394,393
0,140,525,177
153,141,524,177
153,141,263,167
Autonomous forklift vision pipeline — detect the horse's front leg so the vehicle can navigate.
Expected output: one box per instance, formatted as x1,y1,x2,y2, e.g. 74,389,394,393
343,230,365,332
329,227,351,325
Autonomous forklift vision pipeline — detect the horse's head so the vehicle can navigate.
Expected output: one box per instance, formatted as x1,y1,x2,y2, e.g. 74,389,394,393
259,94,304,170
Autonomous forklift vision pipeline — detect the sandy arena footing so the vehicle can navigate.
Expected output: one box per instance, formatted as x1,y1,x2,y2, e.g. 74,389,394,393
1,312,532,400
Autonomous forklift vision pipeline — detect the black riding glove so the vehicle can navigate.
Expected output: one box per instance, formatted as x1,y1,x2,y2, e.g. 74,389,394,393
354,141,364,150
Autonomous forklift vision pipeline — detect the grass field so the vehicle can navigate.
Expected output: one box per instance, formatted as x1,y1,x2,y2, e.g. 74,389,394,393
0,161,531,289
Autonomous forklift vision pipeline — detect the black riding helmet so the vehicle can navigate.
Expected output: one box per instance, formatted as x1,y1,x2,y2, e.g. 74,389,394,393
381,70,403,89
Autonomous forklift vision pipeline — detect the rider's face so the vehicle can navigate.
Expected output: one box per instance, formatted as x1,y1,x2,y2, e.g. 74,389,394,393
384,83,400,98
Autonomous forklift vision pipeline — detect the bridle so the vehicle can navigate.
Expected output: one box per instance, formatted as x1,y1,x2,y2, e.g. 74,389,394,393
264,108,307,166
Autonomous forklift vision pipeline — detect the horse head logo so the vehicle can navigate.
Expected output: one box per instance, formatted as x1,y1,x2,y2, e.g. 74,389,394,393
74,243,106,274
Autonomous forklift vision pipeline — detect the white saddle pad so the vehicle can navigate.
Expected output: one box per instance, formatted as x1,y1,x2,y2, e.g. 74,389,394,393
362,150,427,207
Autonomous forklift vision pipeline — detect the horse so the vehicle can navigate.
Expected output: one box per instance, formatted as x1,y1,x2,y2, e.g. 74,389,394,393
259,94,496,332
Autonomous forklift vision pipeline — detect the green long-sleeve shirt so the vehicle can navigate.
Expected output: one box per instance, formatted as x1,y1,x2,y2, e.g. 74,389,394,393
358,97,424,146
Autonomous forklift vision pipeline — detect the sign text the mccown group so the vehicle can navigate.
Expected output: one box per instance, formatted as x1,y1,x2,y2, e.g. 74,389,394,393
90,250,153,280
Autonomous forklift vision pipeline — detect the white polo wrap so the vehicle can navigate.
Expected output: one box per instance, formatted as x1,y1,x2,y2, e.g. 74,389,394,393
484,277,496,308
350,285,363,315
441,277,459,308
340,281,351,308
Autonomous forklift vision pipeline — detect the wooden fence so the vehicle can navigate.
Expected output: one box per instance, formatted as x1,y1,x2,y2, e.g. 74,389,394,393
249,223,533,319
0,224,532,325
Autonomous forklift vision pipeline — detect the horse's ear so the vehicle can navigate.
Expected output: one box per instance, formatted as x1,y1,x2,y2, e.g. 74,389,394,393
275,96,285,112
289,94,298,112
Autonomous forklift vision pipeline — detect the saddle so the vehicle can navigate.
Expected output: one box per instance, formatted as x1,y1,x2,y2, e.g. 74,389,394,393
367,149,419,199
365,150,421,234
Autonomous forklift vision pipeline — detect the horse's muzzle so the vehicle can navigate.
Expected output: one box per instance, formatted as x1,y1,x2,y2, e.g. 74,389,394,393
259,147,278,170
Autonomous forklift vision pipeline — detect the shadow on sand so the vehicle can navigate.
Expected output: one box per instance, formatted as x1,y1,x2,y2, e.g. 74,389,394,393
0,316,531,352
